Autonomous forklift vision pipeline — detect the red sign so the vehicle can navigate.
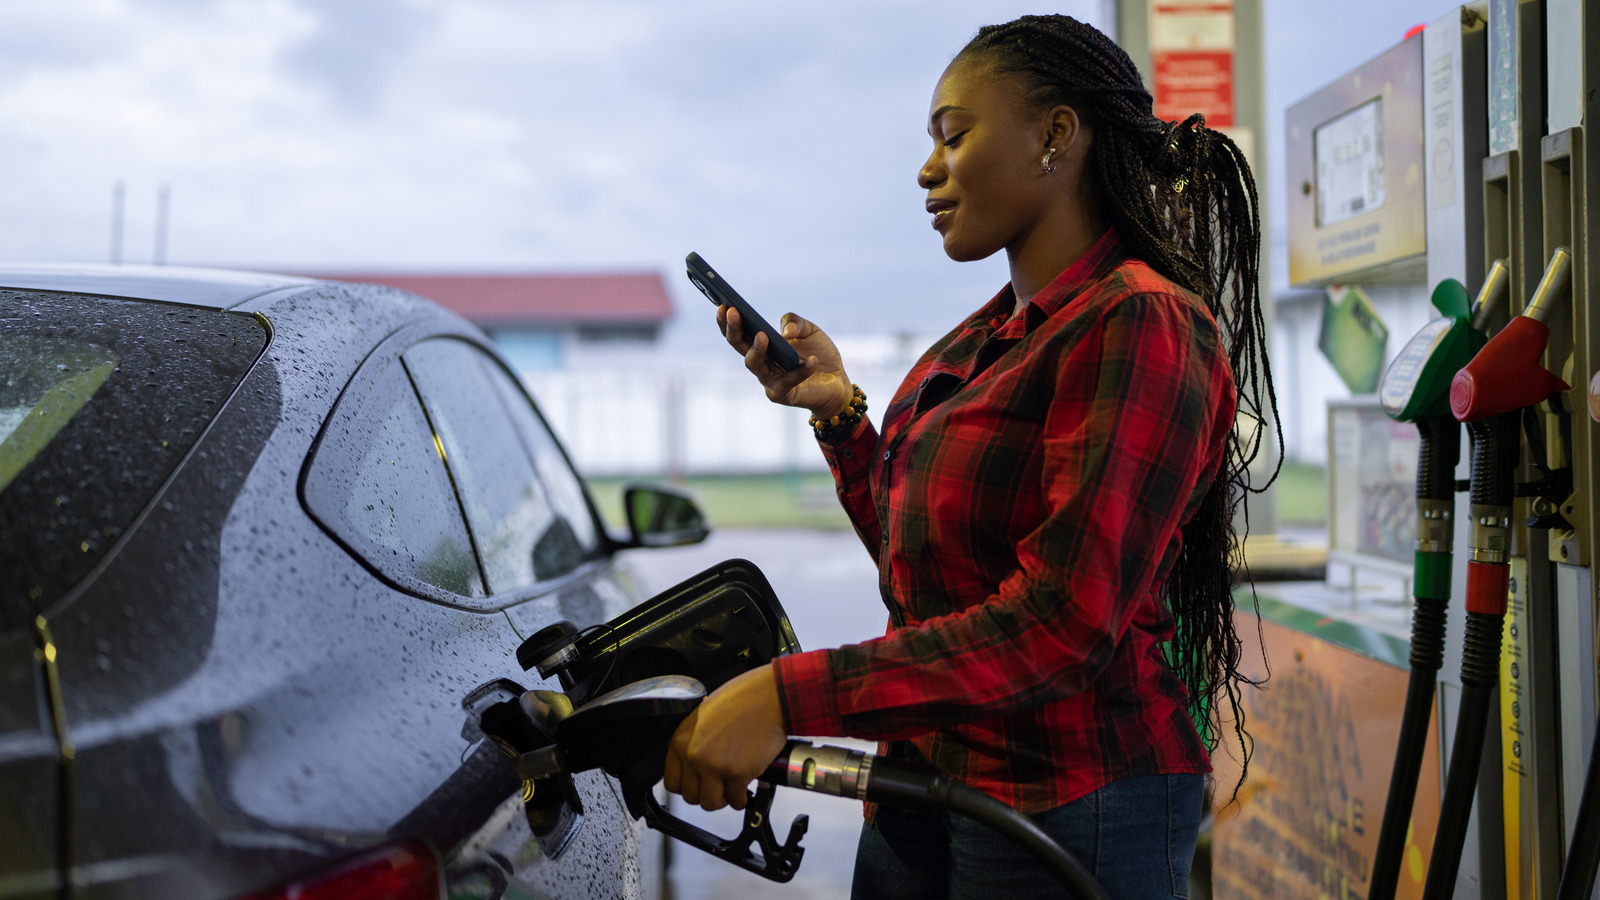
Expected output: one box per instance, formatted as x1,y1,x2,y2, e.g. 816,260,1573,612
1152,50,1234,126
1149,0,1236,127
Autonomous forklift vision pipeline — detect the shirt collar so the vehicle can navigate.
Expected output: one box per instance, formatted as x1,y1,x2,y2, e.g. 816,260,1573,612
1023,226,1126,319
926,227,1129,383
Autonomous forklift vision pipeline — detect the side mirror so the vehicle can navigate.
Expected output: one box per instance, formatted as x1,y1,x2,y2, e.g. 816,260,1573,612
623,483,710,548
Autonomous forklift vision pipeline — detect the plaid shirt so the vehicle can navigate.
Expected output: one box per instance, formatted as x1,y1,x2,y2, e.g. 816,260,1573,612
772,229,1237,813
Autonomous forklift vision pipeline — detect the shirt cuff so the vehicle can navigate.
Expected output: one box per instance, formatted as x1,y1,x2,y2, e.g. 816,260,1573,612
772,648,844,738
819,418,874,483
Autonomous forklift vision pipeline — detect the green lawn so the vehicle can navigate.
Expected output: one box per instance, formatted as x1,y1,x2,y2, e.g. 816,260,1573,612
1275,460,1327,526
587,462,1328,531
586,473,853,531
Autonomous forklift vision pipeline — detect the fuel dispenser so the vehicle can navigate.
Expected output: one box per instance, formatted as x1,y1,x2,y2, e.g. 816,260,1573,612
1212,1,1600,897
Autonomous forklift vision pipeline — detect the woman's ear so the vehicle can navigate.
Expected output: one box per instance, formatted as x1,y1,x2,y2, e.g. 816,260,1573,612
1045,105,1084,156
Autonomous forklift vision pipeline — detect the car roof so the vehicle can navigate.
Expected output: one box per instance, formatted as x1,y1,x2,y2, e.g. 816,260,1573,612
0,262,318,309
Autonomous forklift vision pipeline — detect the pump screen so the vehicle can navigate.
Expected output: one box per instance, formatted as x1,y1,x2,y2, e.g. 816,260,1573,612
1314,98,1386,227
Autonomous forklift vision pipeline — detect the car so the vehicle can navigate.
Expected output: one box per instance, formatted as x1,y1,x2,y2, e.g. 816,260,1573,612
0,263,709,899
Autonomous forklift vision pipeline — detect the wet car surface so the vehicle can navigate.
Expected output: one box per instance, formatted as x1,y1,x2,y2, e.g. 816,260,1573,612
0,265,667,899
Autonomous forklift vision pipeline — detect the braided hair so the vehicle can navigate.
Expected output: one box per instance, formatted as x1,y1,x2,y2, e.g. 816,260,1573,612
957,16,1283,787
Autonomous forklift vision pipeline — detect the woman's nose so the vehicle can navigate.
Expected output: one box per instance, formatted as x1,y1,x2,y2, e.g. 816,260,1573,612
918,152,945,190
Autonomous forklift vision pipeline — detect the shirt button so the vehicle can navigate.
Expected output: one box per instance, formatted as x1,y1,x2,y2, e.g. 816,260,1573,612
920,377,929,387
882,450,894,461
841,447,854,459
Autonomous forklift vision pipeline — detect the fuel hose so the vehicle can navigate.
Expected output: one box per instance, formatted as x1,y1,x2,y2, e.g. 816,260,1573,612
1419,411,1517,900
1368,415,1459,900
764,741,1110,900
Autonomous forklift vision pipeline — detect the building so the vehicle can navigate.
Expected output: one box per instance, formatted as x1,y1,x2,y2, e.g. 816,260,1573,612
311,272,673,372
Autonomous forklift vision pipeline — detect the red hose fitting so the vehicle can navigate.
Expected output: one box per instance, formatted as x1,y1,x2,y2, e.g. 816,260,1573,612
1450,317,1569,422
1465,561,1510,616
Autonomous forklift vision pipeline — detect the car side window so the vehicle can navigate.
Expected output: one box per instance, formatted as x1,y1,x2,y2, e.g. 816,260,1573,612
484,356,599,555
403,339,598,595
303,360,486,599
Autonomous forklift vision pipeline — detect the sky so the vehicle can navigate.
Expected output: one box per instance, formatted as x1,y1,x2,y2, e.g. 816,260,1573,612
0,0,1454,346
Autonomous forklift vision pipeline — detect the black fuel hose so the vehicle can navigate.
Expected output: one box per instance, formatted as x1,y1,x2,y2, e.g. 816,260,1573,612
1556,730,1600,900
764,742,1110,900
1419,612,1503,900
1420,411,1518,900
1369,416,1458,900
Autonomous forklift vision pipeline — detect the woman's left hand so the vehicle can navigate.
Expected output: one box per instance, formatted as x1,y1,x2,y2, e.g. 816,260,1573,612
662,664,789,812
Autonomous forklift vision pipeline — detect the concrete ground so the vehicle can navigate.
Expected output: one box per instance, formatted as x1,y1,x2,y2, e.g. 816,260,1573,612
622,528,884,900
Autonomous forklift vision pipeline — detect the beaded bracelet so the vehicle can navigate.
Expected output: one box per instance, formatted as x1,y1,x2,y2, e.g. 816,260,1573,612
809,384,867,444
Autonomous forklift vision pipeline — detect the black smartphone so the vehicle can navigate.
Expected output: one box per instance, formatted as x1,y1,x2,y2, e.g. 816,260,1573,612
685,252,802,372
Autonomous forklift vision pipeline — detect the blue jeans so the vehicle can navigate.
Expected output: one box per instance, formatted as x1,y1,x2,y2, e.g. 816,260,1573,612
852,773,1204,899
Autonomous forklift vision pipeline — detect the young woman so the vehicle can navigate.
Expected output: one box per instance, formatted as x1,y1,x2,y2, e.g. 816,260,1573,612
662,14,1278,899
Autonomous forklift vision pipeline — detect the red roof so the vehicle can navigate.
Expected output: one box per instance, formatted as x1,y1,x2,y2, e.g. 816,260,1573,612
309,272,673,326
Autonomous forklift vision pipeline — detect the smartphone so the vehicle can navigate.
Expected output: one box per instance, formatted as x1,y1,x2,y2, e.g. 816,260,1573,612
685,252,802,371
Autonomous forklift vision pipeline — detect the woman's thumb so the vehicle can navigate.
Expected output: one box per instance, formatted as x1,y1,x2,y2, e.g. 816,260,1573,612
780,313,814,340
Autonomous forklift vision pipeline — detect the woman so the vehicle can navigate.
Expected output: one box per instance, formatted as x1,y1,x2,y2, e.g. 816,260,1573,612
662,14,1278,899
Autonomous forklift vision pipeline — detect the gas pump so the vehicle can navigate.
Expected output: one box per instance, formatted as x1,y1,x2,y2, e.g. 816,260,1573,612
1208,2,1600,896
1369,269,1499,900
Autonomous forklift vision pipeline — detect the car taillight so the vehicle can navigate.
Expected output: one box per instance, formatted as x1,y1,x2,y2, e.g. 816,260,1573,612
240,839,442,900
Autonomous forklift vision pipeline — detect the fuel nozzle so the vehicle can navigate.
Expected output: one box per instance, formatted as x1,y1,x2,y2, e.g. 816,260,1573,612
1451,248,1573,423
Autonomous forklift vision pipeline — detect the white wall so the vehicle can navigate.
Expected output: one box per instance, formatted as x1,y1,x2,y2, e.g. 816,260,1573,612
525,334,930,478
1272,283,1436,465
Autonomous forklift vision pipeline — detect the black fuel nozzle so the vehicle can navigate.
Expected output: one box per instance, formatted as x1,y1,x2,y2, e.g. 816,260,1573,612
508,674,812,883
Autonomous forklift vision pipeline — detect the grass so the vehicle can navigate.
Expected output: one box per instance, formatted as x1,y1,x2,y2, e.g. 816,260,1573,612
1275,460,1327,526
588,463,1329,531
586,473,853,531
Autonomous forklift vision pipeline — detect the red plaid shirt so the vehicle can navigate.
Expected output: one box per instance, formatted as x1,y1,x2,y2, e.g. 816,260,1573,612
772,229,1237,813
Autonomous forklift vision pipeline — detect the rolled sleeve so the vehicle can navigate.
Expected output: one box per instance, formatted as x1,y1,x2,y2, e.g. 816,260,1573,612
772,649,844,737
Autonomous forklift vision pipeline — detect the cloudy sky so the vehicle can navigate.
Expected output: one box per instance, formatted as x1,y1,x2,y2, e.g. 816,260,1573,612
0,0,1452,343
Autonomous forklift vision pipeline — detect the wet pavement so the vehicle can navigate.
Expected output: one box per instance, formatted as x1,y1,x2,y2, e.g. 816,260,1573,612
622,528,886,900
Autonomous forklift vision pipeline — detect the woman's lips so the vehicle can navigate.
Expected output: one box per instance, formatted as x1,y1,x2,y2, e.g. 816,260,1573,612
926,199,956,230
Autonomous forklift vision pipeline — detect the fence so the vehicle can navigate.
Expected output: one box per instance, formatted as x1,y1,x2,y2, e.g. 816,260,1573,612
524,369,906,478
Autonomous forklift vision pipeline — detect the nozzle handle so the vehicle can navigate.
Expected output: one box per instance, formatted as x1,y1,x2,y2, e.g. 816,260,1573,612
1470,259,1510,332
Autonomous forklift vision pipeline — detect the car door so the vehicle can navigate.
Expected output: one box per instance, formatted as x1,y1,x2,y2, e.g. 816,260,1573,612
397,336,659,900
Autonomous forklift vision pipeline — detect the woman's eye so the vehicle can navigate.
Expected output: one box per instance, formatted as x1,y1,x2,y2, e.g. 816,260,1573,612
942,131,967,149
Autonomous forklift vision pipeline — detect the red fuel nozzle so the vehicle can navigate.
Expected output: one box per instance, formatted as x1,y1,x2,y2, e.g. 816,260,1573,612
1450,248,1573,422
1449,317,1569,421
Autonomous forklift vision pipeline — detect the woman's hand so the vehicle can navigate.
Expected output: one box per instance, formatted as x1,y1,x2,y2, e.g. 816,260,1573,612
719,306,854,420
661,664,789,812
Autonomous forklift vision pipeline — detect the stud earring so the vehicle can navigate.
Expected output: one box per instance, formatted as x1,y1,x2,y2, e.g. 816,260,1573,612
1040,148,1058,174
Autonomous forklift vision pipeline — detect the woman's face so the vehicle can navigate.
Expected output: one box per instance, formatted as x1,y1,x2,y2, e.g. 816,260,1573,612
920,57,1057,262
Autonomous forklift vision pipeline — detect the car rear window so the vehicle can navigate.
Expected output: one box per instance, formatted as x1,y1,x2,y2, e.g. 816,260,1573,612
0,291,268,629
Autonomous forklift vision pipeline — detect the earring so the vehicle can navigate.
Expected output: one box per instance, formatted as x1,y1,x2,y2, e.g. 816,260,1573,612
1040,148,1058,174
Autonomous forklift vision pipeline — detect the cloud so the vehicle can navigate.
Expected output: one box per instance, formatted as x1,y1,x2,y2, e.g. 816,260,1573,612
281,0,438,115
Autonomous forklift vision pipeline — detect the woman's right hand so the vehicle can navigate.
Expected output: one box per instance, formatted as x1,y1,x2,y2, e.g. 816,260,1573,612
719,306,854,420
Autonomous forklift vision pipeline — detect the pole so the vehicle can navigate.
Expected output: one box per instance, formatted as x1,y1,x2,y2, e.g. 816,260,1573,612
109,180,125,265
154,183,170,266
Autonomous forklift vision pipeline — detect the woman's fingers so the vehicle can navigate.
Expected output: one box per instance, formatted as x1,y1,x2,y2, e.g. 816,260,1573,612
725,779,749,812
779,313,816,340
763,357,818,402
721,306,753,355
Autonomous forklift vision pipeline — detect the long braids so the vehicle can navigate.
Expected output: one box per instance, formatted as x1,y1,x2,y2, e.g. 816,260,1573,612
957,16,1284,786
